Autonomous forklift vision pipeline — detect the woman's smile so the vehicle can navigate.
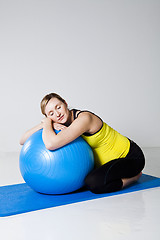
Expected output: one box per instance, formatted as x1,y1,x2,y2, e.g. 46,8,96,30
58,115,64,121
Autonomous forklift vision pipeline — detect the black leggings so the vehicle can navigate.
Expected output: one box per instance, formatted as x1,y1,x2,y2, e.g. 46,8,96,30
85,140,145,194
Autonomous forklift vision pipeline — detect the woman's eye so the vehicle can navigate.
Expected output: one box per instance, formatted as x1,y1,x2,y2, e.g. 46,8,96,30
57,106,61,109
50,112,54,116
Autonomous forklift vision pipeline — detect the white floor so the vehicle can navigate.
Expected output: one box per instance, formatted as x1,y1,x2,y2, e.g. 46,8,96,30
0,148,160,240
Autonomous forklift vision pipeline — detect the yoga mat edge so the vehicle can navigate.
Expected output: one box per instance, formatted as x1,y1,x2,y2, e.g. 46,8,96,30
0,174,160,217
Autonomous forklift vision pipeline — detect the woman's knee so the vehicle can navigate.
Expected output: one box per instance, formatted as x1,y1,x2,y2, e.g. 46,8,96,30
85,173,98,189
85,175,123,194
84,172,110,194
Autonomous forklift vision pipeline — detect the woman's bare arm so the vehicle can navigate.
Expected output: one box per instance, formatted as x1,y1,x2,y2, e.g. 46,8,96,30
42,113,92,150
19,123,43,145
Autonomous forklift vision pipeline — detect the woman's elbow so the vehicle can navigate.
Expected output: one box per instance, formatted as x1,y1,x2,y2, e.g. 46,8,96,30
44,142,57,151
19,133,28,145
19,138,25,145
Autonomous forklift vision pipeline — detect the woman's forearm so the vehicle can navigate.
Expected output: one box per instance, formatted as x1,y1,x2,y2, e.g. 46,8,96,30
42,118,57,150
19,123,43,145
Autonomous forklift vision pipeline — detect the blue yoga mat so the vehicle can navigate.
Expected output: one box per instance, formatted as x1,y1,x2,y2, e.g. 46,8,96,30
0,174,160,217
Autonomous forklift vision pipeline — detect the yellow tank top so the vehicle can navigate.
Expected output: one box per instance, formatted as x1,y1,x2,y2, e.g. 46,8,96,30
82,122,130,167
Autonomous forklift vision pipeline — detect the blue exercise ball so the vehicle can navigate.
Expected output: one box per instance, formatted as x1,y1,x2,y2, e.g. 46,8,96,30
19,129,94,194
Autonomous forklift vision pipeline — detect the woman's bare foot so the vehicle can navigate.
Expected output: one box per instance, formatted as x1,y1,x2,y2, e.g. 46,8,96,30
122,172,142,189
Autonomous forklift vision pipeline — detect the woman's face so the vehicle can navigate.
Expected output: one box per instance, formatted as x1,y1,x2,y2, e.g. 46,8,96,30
45,97,70,124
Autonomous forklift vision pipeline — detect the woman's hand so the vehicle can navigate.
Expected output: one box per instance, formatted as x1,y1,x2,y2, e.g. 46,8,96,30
41,118,67,131
53,123,67,131
41,117,52,125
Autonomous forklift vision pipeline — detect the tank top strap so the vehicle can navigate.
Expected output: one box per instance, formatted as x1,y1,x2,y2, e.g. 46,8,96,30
77,110,103,123
72,109,103,136
72,109,80,120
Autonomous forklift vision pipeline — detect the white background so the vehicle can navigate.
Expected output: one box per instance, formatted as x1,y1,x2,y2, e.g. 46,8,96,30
0,0,160,152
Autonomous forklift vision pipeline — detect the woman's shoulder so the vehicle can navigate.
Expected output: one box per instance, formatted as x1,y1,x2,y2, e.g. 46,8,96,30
71,109,103,136
72,109,103,123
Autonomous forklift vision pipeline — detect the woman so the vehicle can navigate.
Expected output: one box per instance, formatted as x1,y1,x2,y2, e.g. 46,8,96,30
20,92,145,194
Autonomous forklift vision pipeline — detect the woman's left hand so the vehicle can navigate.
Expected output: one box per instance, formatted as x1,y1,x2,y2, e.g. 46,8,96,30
41,118,67,131
41,117,52,125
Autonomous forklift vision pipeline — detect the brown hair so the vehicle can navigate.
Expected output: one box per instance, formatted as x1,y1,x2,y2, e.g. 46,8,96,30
40,93,66,116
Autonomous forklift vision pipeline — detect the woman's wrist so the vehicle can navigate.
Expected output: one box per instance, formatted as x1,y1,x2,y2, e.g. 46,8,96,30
42,118,52,127
43,118,56,134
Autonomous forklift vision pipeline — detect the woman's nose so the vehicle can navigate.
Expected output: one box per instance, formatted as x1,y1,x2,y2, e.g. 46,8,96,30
55,110,61,116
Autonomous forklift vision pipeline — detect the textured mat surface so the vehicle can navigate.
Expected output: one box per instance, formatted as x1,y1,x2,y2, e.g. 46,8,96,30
0,174,160,217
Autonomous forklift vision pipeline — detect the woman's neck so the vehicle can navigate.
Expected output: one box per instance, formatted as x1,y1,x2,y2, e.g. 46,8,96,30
64,109,74,126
